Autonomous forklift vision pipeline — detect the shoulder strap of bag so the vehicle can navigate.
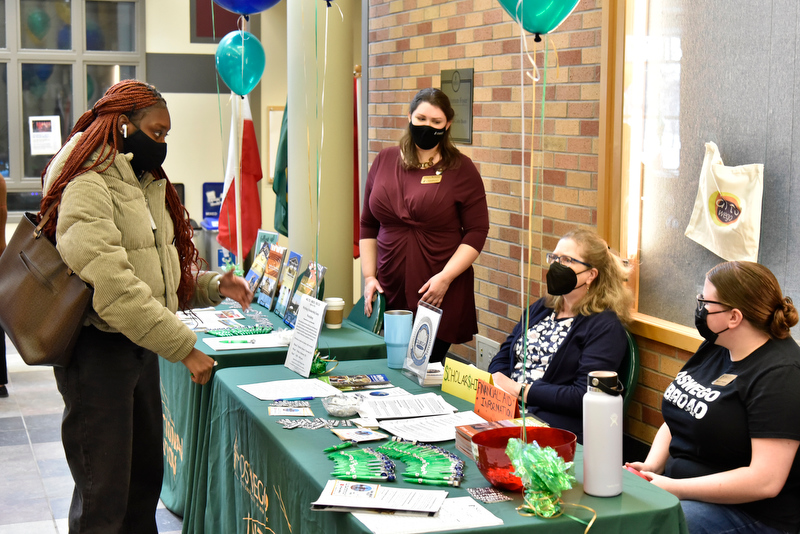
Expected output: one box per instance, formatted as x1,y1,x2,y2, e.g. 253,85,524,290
34,204,57,239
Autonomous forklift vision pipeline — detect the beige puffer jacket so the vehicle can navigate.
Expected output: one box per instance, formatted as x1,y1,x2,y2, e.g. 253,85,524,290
43,133,222,362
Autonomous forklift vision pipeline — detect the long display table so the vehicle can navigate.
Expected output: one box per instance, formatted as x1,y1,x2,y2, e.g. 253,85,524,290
159,303,387,516
184,361,688,533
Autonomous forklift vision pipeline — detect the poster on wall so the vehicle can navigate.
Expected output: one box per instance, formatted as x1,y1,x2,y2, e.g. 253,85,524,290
29,115,62,156
440,69,473,144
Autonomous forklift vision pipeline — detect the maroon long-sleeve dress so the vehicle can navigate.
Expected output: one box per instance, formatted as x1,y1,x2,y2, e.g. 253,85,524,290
360,146,489,344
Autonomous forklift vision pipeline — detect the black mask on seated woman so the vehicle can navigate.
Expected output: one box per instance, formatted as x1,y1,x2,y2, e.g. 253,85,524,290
694,307,729,343
123,129,167,177
546,262,589,296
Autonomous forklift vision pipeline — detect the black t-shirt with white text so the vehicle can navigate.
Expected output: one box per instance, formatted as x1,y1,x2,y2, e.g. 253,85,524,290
662,337,800,532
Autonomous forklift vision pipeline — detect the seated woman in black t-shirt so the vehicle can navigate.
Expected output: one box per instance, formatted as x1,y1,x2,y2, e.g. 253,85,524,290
627,261,800,534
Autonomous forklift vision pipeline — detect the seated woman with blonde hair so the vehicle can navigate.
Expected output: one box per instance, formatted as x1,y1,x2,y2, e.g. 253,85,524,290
627,261,800,534
489,228,632,442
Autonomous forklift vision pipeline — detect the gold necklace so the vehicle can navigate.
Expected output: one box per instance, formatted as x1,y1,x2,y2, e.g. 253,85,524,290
418,157,435,169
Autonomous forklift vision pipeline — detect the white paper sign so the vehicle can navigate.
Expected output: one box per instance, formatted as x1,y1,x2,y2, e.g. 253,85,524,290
29,115,62,156
284,294,327,377
402,301,443,384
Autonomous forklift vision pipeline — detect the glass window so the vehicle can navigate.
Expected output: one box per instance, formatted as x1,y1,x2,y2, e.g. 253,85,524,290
20,0,72,50
22,63,72,179
4,1,143,190
0,0,6,48
0,63,7,179
86,1,136,52
87,64,137,109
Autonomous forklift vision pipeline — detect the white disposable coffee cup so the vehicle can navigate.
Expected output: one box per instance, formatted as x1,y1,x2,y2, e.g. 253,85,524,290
324,298,345,329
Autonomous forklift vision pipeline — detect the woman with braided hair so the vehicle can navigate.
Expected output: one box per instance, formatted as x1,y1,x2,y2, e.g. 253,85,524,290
41,80,252,533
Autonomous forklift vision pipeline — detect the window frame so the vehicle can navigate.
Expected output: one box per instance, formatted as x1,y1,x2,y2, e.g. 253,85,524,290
1,0,146,195
598,0,702,353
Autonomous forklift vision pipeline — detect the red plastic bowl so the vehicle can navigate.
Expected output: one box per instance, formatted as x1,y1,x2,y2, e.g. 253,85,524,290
471,426,577,491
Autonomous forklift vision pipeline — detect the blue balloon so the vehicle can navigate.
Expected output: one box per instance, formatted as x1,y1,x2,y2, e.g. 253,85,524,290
213,0,281,15
215,30,265,96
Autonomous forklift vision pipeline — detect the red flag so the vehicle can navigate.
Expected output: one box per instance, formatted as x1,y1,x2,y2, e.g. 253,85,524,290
218,94,262,259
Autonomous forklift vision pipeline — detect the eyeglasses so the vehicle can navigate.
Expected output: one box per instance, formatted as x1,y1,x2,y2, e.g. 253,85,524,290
696,295,732,312
546,253,592,269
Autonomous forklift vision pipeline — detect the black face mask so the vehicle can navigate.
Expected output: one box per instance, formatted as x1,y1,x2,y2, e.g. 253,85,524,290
546,262,589,296
694,307,729,344
409,123,446,150
123,129,167,177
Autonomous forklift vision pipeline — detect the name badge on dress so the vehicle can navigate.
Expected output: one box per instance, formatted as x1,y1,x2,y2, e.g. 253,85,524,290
421,175,442,184
712,373,737,386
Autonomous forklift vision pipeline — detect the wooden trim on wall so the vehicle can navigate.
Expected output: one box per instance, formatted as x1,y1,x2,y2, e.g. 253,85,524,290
629,312,703,354
597,0,625,251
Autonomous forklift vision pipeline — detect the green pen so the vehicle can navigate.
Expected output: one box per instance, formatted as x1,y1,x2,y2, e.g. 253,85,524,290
406,478,460,487
220,339,255,344
323,441,356,453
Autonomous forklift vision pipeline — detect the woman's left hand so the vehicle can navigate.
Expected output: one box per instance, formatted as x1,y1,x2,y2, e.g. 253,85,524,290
219,270,253,310
418,272,452,308
492,372,523,397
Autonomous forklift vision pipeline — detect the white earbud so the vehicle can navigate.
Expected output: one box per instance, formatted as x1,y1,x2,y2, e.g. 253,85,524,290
122,124,127,138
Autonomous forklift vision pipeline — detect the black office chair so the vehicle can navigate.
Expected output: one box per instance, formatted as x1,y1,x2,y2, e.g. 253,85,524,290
618,329,641,413
347,293,385,334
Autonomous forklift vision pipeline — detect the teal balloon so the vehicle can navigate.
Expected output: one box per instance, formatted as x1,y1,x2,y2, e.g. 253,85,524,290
215,30,265,96
495,0,579,39
28,9,51,40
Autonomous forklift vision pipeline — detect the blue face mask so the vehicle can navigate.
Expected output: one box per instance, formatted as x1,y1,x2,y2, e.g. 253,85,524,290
123,129,167,177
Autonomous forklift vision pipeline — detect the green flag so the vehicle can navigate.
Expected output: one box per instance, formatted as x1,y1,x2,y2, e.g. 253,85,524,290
272,102,289,237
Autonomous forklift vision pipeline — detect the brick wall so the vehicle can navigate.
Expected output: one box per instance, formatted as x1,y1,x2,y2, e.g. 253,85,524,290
367,0,675,444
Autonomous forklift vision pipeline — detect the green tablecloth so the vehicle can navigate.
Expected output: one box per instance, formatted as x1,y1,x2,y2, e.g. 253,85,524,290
189,361,688,534
159,303,387,516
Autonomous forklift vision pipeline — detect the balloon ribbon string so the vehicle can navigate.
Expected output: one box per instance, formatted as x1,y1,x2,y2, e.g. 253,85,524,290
517,500,597,534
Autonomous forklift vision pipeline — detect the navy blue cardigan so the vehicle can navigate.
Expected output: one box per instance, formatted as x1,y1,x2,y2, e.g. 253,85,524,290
488,298,627,442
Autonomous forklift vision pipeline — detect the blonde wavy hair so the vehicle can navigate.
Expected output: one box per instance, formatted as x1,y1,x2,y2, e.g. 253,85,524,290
545,229,633,325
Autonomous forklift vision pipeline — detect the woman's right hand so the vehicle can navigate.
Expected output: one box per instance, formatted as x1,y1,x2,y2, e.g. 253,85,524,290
363,276,384,317
181,347,215,385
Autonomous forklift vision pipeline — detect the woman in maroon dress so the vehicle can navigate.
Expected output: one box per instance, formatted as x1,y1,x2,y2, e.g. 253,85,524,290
360,88,489,363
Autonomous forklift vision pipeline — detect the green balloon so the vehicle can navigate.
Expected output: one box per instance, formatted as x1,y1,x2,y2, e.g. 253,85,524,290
495,0,579,39
28,10,52,41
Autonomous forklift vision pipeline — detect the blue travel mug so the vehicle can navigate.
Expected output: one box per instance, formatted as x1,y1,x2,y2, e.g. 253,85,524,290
383,310,413,369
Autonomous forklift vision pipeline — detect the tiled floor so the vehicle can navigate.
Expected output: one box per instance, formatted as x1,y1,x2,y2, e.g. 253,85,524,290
0,338,183,534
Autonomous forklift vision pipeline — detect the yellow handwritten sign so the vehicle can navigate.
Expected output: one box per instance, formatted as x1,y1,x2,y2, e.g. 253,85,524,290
474,378,519,422
442,358,493,403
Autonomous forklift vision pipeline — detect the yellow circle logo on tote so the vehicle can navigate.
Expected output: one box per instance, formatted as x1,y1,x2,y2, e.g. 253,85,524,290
708,192,742,226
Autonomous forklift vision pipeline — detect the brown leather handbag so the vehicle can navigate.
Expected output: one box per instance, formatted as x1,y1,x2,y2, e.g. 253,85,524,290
0,206,93,367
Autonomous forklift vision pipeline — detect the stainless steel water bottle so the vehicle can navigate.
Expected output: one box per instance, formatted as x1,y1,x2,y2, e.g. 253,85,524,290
582,370,623,497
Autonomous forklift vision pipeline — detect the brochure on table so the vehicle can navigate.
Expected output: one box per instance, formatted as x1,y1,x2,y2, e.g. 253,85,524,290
402,301,443,386
352,496,503,534
238,378,340,401
378,411,487,443
311,479,448,515
284,294,327,377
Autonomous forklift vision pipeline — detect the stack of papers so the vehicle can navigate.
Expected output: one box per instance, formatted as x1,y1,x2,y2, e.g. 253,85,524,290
352,496,503,534
311,480,447,515
358,393,457,420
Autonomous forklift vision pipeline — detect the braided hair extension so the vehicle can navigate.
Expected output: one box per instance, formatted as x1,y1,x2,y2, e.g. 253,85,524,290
40,79,203,310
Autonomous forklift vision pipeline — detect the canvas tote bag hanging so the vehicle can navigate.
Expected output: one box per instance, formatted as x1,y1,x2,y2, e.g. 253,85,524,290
0,206,92,367
685,141,764,262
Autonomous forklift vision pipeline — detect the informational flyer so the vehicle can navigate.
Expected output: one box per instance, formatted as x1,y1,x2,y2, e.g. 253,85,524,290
284,294,327,377
402,301,442,385
29,115,62,155
311,480,447,515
